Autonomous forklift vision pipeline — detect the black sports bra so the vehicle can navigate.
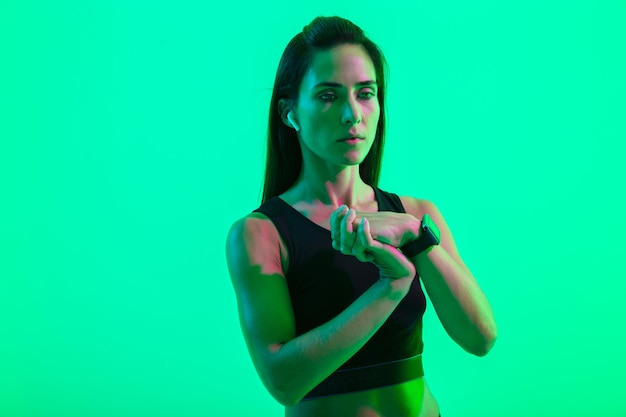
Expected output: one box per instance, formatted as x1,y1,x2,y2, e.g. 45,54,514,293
253,187,427,371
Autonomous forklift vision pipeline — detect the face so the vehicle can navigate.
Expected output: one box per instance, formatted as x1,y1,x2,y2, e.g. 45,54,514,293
290,43,380,168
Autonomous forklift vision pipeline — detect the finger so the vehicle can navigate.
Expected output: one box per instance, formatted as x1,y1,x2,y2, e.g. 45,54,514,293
350,219,366,261
340,208,357,254
361,218,417,278
330,205,348,249
359,217,375,248
352,232,374,263
351,210,362,232
358,217,380,262
345,208,356,234
353,248,373,263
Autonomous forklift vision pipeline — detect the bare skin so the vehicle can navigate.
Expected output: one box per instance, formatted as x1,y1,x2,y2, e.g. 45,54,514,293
285,374,438,417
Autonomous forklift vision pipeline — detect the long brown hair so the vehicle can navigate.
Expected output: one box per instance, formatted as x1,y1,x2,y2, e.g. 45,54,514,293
262,16,389,203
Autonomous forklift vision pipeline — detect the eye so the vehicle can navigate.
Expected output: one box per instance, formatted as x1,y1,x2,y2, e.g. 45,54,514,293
358,90,376,100
319,92,337,102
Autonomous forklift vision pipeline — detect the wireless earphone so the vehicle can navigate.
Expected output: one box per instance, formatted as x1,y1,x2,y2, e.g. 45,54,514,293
287,112,300,132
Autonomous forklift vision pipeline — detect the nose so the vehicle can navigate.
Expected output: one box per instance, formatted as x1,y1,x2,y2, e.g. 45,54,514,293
341,97,362,126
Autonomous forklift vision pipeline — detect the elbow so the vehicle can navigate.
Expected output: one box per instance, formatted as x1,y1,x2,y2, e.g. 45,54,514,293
255,346,307,406
470,335,496,357
259,367,305,407
470,322,498,357
458,319,497,357
275,395,301,408
265,380,303,407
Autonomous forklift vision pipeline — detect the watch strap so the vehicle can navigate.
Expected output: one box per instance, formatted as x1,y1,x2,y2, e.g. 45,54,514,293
400,214,441,257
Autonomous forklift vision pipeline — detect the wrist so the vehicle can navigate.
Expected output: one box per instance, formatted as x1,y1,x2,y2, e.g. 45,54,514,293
377,274,414,298
400,214,441,258
402,215,422,246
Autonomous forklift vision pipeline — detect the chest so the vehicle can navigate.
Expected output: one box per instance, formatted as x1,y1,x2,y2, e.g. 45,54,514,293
289,200,380,231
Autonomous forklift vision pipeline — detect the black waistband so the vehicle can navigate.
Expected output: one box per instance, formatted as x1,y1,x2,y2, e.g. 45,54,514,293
303,355,424,400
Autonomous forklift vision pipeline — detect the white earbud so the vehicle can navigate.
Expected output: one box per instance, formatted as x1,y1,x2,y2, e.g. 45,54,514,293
287,112,300,132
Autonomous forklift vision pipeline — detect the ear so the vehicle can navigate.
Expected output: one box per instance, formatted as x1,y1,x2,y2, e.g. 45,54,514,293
278,99,300,132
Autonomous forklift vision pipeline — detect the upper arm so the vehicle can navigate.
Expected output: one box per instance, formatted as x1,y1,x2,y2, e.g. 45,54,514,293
400,196,471,273
225,214,296,384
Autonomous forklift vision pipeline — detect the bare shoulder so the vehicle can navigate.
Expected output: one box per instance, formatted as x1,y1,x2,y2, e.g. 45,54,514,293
227,212,280,245
226,212,289,277
399,196,439,219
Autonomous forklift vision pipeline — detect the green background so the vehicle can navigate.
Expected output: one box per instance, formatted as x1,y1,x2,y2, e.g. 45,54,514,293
1,1,625,416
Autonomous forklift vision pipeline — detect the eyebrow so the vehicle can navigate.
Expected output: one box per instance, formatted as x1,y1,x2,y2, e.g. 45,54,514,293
313,80,378,89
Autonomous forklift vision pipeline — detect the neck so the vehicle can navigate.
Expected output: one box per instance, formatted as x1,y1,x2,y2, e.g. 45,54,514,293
290,161,371,208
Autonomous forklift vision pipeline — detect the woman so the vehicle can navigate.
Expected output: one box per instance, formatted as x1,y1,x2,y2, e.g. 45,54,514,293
226,16,497,417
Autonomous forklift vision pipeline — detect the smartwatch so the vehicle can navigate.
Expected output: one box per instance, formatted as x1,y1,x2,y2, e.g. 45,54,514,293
400,214,441,257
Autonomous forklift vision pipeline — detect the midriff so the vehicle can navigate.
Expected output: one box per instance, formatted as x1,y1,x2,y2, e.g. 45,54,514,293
285,377,439,417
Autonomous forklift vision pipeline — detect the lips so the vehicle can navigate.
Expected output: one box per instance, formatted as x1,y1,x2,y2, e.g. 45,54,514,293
338,134,365,142
339,137,364,145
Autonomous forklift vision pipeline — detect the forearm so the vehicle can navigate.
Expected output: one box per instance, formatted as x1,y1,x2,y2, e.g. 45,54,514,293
411,246,497,356
265,276,412,406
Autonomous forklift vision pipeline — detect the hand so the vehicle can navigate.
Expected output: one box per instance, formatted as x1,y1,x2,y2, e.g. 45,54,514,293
330,206,420,248
351,210,421,248
330,206,416,280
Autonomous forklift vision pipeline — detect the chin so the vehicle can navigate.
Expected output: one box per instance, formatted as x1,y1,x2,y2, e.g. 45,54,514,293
347,148,372,165
339,155,367,166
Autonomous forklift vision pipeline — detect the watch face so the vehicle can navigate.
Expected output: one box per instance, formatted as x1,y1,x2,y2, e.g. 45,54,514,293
423,214,441,242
